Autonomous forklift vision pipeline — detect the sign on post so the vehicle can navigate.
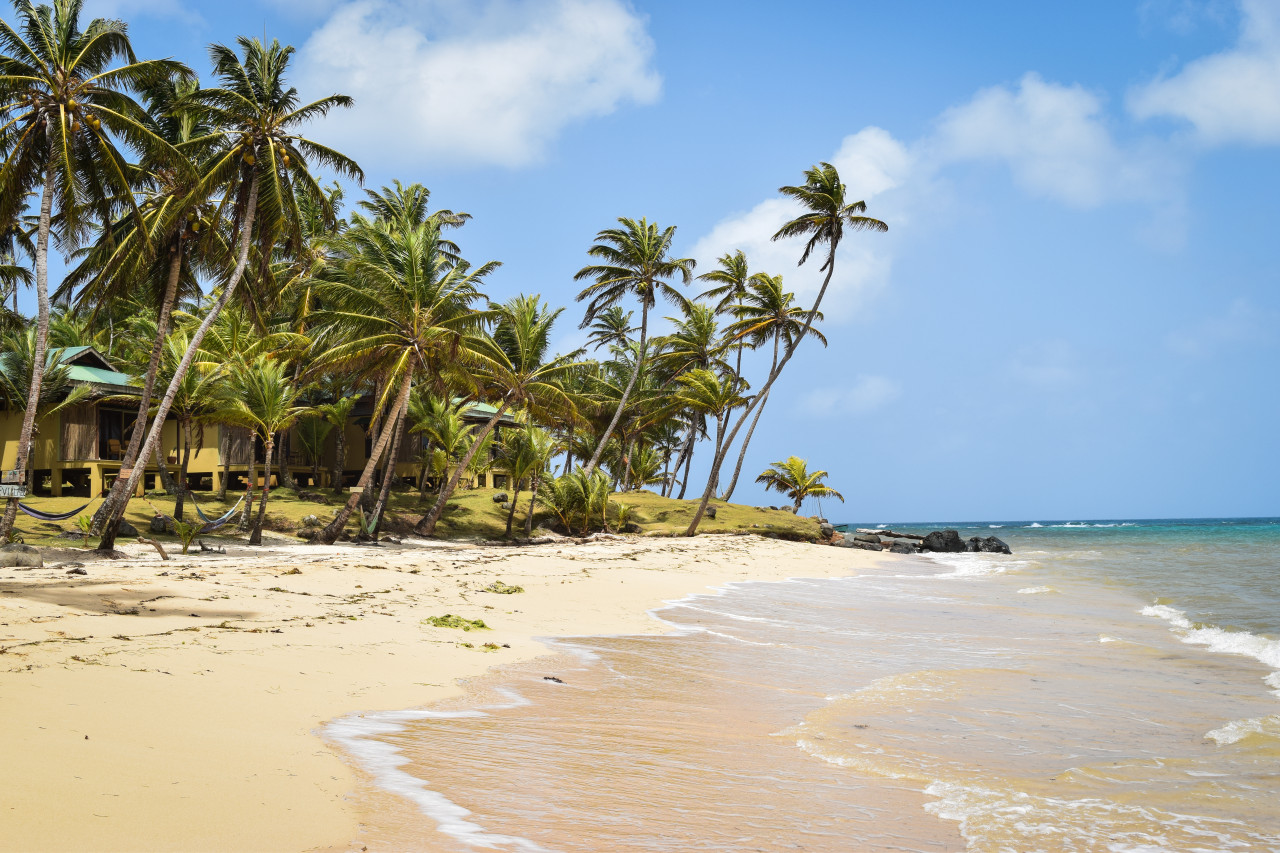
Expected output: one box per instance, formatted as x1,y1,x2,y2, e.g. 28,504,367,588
1,469,25,485
0,484,27,498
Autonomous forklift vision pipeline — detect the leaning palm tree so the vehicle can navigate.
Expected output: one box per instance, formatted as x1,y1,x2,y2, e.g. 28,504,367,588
717,274,827,501
318,393,358,494
214,355,308,545
696,249,767,383
96,36,360,550
685,163,885,535
415,294,582,537
0,0,190,539
756,456,844,514
574,217,694,476
312,220,494,543
495,421,551,538
585,305,634,352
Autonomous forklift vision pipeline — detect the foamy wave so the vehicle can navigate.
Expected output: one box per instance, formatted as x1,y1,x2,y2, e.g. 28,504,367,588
326,694,548,852
1016,586,1054,595
1205,715,1280,745
989,524,1003,529
927,554,1028,578
704,629,777,647
924,780,1275,852
1141,604,1280,694
1098,635,1122,643
1026,522,1044,528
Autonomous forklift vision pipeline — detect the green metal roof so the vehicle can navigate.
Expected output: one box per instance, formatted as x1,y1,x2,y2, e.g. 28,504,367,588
64,363,136,389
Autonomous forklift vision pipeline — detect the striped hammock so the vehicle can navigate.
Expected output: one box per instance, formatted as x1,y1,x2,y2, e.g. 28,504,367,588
17,500,96,522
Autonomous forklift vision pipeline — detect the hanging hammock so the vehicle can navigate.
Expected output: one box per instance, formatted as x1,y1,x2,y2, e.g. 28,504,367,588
17,500,96,522
193,496,245,533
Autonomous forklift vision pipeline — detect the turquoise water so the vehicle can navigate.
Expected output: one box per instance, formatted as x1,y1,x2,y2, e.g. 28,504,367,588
333,518,1280,851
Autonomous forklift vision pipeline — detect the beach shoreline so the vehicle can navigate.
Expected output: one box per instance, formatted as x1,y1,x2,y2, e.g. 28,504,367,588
0,533,892,852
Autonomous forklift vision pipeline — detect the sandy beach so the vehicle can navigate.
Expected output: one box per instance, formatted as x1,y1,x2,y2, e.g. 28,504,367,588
0,533,888,852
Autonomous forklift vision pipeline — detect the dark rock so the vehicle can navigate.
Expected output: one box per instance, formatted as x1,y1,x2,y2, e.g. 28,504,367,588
0,543,43,568
58,530,87,541
921,529,966,553
492,492,508,503
149,515,172,535
297,490,330,504
705,505,717,519
500,502,513,511
889,541,919,554
116,520,139,538
853,533,881,544
543,676,565,684
66,567,87,575
854,540,884,551
297,527,323,541
966,537,983,552
623,522,643,534
819,523,835,539
980,536,1012,555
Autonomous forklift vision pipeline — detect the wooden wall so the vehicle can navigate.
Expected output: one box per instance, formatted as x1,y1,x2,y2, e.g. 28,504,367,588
59,403,97,462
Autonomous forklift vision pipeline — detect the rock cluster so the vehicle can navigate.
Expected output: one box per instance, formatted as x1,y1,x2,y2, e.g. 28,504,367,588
825,526,1012,555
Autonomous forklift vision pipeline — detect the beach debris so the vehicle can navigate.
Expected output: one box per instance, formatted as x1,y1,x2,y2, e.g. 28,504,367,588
889,541,920,555
423,614,490,631
282,568,303,575
66,567,87,575
480,642,501,652
136,537,170,561
482,581,524,595
543,676,565,684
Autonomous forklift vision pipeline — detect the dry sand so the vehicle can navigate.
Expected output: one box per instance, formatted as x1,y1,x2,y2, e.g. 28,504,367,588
0,532,890,852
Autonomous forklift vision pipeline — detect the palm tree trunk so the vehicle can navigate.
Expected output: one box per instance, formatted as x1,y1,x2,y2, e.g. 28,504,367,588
154,442,177,494
685,251,838,536
91,244,184,532
240,441,257,531
675,420,697,499
174,420,192,521
504,482,521,537
217,427,231,500
331,422,347,494
415,402,510,537
719,337,779,502
583,301,647,476
250,439,273,545
279,430,297,491
620,436,636,491
319,372,414,544
563,424,574,475
371,409,407,539
0,169,54,542
98,173,261,552
524,468,541,538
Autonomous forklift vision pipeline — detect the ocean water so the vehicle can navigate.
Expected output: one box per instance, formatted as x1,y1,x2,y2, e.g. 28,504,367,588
330,519,1280,852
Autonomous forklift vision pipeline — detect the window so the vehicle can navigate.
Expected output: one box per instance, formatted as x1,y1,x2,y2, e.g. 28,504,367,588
98,409,125,459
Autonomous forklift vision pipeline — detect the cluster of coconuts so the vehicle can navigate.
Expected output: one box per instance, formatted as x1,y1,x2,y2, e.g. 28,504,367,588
185,209,206,233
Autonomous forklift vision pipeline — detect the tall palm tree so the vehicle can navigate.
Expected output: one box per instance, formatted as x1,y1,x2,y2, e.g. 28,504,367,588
96,35,360,550
318,392,357,494
717,274,827,501
496,421,549,537
585,305,634,352
573,217,694,476
756,456,844,514
685,162,885,535
215,355,308,545
415,294,581,537
313,219,494,543
0,0,189,539
672,368,746,495
696,249,766,383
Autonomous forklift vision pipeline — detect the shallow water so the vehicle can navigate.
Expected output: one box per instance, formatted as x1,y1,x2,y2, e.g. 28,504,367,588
331,519,1280,851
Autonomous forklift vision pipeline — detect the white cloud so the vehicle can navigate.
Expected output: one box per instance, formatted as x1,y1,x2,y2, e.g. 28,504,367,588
932,73,1174,208
1130,0,1280,145
690,128,907,319
1166,297,1277,355
295,0,661,168
803,374,901,416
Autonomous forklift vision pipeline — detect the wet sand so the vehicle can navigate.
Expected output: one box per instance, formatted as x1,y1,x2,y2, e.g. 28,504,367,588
0,533,889,852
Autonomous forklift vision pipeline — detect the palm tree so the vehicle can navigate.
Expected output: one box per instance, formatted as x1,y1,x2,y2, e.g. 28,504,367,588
0,0,190,539
585,305,634,352
685,163,885,535
313,218,494,543
495,421,552,537
293,412,332,489
573,217,694,476
215,355,308,545
756,456,844,514
672,368,746,496
318,393,358,494
415,294,581,537
718,274,827,501
696,249,766,383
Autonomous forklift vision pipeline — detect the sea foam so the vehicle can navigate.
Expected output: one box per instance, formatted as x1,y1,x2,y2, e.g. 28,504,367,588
1205,715,1280,745
1141,604,1280,695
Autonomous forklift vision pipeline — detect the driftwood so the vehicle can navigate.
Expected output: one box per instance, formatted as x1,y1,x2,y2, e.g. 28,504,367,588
856,528,924,541
136,537,170,561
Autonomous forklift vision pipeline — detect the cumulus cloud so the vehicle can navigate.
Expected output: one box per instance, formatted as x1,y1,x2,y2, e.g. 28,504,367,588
1130,0,1280,145
295,0,661,167
691,128,908,318
932,73,1175,207
803,375,902,416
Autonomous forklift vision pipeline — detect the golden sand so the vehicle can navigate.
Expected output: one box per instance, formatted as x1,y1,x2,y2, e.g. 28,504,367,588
0,533,888,852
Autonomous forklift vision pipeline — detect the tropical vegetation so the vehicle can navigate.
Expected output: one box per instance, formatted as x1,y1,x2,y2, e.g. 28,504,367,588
0,1,885,547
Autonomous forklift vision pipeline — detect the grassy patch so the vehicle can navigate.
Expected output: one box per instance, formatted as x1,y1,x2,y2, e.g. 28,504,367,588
482,581,524,594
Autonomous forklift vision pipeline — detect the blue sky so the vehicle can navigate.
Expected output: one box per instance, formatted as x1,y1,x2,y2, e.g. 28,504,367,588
29,0,1280,519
